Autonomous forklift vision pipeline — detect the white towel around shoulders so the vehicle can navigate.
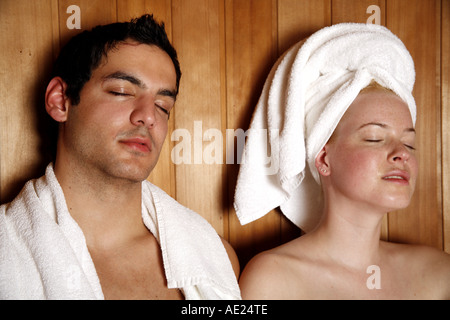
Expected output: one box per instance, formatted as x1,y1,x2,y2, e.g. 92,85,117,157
234,23,416,232
0,164,240,300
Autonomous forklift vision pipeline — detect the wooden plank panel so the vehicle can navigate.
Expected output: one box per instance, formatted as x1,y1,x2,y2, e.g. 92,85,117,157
171,0,226,235
117,0,146,20
331,0,389,240
278,0,331,53
0,0,57,203
58,0,117,47
117,0,172,34
117,0,176,198
441,0,450,253
387,0,442,249
332,0,386,24
225,0,280,265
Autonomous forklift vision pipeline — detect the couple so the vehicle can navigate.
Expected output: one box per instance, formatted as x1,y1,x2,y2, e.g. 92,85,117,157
1,15,449,300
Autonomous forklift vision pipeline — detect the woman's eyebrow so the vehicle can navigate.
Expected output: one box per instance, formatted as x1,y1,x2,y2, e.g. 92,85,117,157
358,122,387,130
358,122,415,133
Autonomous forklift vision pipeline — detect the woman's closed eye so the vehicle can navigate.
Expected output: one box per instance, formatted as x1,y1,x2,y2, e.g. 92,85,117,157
403,144,416,151
365,138,416,150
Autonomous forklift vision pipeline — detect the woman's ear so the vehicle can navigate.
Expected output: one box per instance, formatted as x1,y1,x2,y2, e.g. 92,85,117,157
45,77,70,122
315,146,331,176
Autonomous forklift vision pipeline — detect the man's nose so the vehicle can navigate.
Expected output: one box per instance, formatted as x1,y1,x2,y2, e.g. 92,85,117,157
130,97,157,128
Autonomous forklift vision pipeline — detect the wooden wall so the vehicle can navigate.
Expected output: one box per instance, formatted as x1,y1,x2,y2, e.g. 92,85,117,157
1,0,449,266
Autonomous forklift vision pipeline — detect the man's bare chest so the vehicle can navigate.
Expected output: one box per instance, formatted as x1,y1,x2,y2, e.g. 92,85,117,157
88,234,183,300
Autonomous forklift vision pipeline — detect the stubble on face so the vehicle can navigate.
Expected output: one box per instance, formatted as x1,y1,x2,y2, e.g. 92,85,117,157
58,42,177,186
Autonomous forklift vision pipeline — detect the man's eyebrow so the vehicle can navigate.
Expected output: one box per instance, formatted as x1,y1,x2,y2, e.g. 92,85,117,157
103,71,146,88
358,122,415,133
158,89,177,101
103,71,177,99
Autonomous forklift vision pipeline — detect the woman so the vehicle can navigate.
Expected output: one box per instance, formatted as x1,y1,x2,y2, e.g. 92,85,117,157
239,83,450,299
234,23,450,299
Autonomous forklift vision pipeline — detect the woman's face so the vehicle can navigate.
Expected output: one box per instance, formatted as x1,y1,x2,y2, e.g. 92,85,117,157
321,90,418,212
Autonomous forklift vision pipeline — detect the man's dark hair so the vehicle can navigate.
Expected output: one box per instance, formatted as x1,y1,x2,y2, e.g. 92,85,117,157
52,14,181,105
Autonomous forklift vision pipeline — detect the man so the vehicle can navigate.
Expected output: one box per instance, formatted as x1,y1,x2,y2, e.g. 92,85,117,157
0,15,240,300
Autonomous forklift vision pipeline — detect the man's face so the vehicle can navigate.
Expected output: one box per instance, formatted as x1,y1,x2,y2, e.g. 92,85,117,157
60,41,177,183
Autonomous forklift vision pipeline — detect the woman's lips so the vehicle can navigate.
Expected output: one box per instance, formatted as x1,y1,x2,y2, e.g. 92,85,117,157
382,170,410,185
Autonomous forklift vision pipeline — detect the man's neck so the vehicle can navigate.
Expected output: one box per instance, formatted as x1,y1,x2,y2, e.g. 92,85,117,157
53,159,146,250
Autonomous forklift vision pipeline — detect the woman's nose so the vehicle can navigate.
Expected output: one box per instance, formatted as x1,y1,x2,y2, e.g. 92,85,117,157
389,143,411,164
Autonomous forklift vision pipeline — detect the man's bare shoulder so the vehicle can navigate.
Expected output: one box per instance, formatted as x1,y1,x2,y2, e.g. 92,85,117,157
220,237,240,280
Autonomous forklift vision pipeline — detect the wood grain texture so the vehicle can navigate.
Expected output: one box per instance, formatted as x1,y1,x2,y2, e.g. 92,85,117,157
278,0,331,53
441,0,450,253
58,0,117,47
171,0,226,235
0,0,56,203
332,0,386,24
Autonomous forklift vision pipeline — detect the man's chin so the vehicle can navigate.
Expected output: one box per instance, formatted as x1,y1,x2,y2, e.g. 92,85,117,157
108,162,156,184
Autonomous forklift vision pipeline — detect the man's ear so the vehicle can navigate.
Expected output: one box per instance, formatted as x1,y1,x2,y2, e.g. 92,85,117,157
315,146,331,177
45,77,70,122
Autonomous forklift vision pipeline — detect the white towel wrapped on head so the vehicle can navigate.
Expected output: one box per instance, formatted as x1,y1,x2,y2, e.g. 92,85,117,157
234,23,416,232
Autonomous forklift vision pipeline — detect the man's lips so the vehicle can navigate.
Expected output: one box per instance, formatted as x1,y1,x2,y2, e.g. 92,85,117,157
119,137,152,153
382,170,410,184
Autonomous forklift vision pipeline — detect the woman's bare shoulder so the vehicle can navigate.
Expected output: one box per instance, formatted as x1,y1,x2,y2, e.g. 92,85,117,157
383,241,450,299
383,241,450,266
411,245,450,289
239,250,292,299
239,238,313,299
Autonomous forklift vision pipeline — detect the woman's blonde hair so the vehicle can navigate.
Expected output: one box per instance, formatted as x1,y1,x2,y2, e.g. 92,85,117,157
326,80,396,145
359,80,395,94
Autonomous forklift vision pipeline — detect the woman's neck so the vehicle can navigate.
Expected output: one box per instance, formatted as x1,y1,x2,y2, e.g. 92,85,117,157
311,198,386,271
